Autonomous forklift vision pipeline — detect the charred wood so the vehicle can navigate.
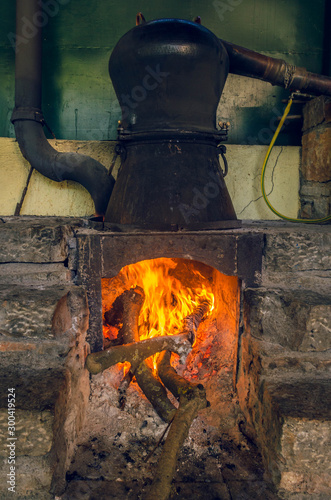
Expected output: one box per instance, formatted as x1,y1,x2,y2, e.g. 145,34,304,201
112,286,177,423
157,350,195,399
85,333,191,375
181,299,211,344
145,384,208,500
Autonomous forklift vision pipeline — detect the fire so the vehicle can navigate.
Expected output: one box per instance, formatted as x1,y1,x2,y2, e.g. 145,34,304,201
103,258,214,369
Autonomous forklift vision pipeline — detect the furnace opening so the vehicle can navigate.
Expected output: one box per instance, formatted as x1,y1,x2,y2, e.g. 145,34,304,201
101,258,240,422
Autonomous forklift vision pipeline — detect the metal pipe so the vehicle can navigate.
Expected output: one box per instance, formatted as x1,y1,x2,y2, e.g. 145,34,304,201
12,0,115,216
221,39,331,96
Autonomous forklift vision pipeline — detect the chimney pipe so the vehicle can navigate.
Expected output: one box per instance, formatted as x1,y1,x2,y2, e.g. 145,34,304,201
11,0,115,217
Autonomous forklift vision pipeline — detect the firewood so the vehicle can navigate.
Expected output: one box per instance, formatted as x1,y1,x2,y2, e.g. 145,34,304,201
117,286,177,423
156,299,211,398
88,286,179,422
180,298,211,344
134,362,177,423
85,333,192,375
157,350,194,399
104,293,124,328
144,384,208,500
144,298,212,497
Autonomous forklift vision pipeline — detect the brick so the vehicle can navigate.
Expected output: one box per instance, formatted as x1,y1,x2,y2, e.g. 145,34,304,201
302,96,331,132
301,127,331,182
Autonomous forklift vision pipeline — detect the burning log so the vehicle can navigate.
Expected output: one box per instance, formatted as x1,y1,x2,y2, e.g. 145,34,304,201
181,298,211,344
85,333,192,374
144,298,211,498
134,362,177,423
87,287,212,430
156,299,211,398
87,287,180,422
157,350,193,398
86,284,213,498
117,287,177,423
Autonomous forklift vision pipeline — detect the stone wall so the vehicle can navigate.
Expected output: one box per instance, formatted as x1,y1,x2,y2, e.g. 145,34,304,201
0,218,90,499
300,96,331,219
0,217,330,498
237,224,331,497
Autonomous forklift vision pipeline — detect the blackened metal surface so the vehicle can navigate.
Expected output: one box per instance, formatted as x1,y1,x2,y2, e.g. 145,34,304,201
99,231,262,287
237,233,264,286
105,18,236,226
221,39,331,96
109,18,229,135
105,141,237,226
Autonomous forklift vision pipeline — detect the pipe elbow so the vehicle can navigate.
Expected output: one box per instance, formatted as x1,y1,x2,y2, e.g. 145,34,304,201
13,118,115,216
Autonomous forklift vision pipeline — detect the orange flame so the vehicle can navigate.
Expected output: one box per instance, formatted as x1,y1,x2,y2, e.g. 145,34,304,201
103,258,214,370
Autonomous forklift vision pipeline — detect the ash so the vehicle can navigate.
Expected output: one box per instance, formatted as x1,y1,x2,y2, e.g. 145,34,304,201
61,320,279,499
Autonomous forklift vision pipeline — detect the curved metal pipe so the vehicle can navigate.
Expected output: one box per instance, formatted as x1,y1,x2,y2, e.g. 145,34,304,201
221,39,331,96
12,0,114,216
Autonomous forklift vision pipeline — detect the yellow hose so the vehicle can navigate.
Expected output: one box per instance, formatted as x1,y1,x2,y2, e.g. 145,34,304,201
261,97,331,223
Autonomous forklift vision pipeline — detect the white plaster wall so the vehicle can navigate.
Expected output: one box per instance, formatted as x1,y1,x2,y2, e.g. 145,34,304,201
226,145,300,220
0,138,300,219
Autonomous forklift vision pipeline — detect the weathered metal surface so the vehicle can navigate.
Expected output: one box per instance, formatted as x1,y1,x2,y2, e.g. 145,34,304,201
106,19,236,225
105,141,237,226
99,231,262,286
109,19,229,135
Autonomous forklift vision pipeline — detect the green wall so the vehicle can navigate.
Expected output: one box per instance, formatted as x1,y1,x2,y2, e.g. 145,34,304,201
0,0,327,144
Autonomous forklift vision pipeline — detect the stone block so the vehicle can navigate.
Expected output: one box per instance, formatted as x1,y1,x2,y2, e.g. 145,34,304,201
0,347,68,410
0,217,83,263
0,284,88,340
0,409,53,457
264,375,331,420
300,305,331,352
262,270,331,296
237,340,331,493
263,228,331,273
0,285,74,338
279,418,331,495
0,286,89,410
238,284,331,496
302,96,331,132
314,197,331,216
300,181,331,198
243,288,331,350
301,128,331,182
0,263,71,286
0,455,53,499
